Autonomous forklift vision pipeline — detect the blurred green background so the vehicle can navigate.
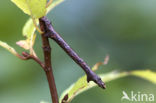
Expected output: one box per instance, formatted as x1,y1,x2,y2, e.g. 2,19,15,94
0,0,156,103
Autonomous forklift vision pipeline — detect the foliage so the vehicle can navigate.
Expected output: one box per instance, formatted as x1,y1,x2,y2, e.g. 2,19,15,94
0,41,18,57
59,68,156,103
0,0,64,57
11,0,47,18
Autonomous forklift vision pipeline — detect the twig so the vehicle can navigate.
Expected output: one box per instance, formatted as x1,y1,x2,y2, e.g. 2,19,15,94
39,17,59,103
22,52,45,69
39,17,106,89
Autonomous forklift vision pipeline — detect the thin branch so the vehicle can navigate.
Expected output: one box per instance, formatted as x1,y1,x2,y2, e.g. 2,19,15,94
22,52,45,69
39,17,59,103
40,17,106,89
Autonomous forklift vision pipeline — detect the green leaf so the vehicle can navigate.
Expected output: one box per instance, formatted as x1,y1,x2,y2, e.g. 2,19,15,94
59,70,156,103
16,18,37,54
23,19,38,38
17,18,37,50
59,71,127,103
19,0,64,50
0,41,19,57
16,18,38,52
11,0,47,18
131,70,156,84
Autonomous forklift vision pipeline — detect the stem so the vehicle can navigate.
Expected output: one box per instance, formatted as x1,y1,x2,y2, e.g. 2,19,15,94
39,17,106,89
39,17,59,103
21,52,45,69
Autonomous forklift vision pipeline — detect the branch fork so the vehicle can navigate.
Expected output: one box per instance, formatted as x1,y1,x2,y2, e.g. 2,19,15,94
17,16,105,103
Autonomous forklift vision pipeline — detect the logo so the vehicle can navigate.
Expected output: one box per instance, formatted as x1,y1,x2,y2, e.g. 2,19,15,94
121,91,155,102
